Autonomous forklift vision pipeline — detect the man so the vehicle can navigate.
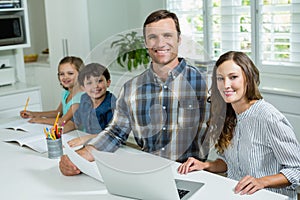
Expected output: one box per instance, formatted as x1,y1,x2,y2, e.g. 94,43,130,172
59,9,208,176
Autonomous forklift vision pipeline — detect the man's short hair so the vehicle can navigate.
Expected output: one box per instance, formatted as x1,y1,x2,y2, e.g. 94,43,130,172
143,9,181,38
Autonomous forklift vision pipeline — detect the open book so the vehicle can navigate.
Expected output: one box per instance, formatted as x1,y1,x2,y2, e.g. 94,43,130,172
0,128,76,153
0,118,50,134
0,129,47,153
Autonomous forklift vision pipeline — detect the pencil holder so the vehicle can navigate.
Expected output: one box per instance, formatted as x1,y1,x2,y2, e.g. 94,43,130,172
46,138,63,159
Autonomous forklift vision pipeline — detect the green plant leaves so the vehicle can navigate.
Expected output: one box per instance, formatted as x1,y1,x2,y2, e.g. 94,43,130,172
111,31,150,71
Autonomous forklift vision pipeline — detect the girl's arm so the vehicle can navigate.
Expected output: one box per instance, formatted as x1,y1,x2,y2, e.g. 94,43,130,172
27,103,63,125
57,103,80,125
28,102,80,126
62,120,76,133
20,103,62,119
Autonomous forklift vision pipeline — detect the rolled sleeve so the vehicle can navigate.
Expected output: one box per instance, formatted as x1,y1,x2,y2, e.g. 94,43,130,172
268,118,300,189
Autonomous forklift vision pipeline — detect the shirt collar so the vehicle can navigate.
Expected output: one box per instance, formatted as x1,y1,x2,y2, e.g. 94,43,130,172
149,58,186,84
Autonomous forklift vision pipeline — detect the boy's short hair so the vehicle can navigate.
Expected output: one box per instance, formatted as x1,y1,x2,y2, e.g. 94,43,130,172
78,63,110,86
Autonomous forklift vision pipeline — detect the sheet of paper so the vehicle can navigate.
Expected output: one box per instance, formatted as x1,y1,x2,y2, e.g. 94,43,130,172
63,142,103,182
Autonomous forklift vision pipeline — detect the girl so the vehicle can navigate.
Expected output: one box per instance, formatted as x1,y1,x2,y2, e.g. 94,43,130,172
178,51,300,200
20,56,85,126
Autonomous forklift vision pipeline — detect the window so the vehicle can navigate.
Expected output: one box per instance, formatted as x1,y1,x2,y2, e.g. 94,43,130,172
167,0,300,76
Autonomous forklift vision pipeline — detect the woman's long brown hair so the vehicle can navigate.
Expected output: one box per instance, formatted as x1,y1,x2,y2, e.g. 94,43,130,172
208,51,262,153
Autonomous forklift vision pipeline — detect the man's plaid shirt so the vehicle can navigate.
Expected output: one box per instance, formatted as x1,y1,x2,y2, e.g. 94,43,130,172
88,58,209,162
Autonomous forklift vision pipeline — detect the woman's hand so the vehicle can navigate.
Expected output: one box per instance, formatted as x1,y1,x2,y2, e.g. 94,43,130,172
234,175,265,195
177,157,208,174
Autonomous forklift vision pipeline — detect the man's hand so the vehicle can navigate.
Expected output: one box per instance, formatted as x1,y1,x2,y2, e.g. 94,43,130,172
59,154,81,176
59,146,95,176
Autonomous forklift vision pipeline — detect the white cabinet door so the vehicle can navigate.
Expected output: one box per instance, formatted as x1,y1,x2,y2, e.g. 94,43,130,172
43,0,90,108
44,0,90,62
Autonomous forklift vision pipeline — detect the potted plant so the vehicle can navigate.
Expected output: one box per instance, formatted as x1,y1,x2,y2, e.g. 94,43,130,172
110,31,150,71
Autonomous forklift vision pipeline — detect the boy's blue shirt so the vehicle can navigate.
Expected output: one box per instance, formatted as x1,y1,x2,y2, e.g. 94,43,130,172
72,91,116,134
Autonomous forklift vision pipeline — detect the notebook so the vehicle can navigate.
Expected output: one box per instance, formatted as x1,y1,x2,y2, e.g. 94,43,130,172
92,148,204,200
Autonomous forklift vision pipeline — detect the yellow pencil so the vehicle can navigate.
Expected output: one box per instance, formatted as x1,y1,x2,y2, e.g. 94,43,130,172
43,127,48,137
54,112,60,127
51,129,56,140
24,97,30,112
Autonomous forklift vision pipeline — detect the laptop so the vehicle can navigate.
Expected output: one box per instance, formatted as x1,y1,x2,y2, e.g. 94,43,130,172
92,148,204,200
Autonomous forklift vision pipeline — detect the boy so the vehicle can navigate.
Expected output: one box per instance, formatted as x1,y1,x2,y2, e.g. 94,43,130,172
64,63,116,147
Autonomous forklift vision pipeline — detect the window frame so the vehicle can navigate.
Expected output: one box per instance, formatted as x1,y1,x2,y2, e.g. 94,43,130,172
166,0,300,76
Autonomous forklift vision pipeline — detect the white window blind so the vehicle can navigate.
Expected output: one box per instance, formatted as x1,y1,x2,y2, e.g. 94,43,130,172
167,0,300,75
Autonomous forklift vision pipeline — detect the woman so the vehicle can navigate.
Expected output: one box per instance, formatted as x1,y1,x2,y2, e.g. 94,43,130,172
178,51,300,199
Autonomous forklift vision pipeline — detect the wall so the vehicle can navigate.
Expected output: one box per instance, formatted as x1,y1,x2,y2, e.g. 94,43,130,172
25,0,165,110
87,0,165,49
260,73,300,142
23,0,48,55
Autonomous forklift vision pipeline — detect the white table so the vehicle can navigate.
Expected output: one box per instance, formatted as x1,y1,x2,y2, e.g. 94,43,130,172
0,128,288,200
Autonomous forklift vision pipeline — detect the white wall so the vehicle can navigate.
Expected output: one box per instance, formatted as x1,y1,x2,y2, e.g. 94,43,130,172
87,0,165,49
25,0,165,110
23,0,48,55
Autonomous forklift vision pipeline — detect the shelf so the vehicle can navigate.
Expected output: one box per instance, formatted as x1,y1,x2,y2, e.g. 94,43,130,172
0,82,40,96
0,0,30,85
0,0,30,49
0,8,24,12
0,43,30,51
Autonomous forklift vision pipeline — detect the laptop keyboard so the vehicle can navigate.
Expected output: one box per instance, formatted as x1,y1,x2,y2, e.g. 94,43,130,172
177,189,190,199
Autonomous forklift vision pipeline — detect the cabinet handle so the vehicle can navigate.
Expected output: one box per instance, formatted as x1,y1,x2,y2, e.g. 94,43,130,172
62,39,69,57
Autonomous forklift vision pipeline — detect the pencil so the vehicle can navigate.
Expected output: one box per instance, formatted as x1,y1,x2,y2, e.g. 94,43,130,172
43,127,48,138
54,112,60,127
24,97,30,112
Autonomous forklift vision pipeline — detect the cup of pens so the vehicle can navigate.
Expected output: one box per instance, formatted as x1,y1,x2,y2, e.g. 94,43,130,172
44,113,63,159
45,125,63,159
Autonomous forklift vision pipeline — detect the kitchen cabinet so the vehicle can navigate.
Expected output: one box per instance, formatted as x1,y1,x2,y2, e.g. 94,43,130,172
31,0,91,110
44,0,90,63
0,83,42,118
0,0,42,118
0,0,30,84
